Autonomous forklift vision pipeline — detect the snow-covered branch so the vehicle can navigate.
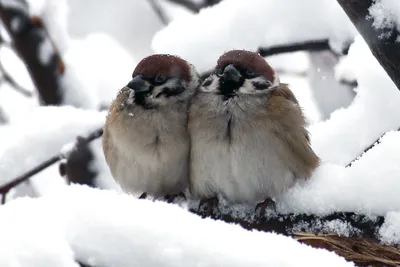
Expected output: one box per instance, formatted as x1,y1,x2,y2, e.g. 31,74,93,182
337,0,400,90
0,1,64,105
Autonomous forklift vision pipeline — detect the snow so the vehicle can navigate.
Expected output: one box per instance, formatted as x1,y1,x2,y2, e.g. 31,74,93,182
25,0,70,54
0,106,105,187
152,0,357,73
309,35,400,165
379,211,400,244
61,33,136,109
279,130,400,215
369,0,400,41
0,185,353,267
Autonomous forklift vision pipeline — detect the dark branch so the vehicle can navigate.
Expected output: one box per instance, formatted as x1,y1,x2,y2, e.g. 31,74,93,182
164,0,201,13
258,39,331,57
337,0,400,90
0,2,65,105
147,0,170,25
0,128,104,203
0,51,33,97
346,127,400,167
200,39,337,79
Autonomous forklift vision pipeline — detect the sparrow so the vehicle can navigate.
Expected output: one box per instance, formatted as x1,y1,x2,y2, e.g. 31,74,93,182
103,54,200,202
188,49,319,214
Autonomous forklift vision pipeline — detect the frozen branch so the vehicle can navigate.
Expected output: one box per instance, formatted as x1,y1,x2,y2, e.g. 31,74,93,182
147,0,170,25
164,0,201,13
0,128,104,204
0,1,65,105
337,0,400,90
0,48,32,97
200,39,335,79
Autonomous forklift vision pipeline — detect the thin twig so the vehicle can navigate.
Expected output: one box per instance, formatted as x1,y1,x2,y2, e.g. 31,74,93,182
257,39,331,57
147,0,170,25
164,0,201,13
346,127,400,167
0,128,104,204
200,39,335,79
0,53,33,97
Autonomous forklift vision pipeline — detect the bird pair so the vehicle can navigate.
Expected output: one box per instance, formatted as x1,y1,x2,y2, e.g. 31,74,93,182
102,49,320,215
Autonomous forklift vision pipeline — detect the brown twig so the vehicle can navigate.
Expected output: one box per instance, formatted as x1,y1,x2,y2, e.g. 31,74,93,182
0,1,65,105
0,128,104,204
200,39,339,79
147,0,170,25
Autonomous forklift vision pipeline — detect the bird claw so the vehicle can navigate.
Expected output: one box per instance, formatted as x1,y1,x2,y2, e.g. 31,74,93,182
164,192,186,203
198,197,219,218
255,197,276,219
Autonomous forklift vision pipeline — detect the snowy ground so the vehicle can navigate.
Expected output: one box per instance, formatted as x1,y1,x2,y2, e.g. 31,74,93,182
1,0,400,266
0,185,354,267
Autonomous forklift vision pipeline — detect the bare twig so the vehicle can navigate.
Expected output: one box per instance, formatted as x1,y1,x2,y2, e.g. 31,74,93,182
200,39,337,79
147,0,170,25
0,1,65,105
258,39,331,57
346,127,400,167
0,53,33,97
164,0,201,13
0,128,104,204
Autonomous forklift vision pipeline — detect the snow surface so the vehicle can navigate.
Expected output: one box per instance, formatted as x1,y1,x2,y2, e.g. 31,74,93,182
380,211,400,244
310,35,400,165
152,0,357,73
0,106,105,188
369,0,400,41
0,185,353,267
61,33,136,109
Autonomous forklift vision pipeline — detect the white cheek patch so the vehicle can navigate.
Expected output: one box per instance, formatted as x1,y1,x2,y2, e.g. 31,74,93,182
187,64,201,91
239,79,256,94
126,89,135,105
200,75,219,92
271,73,280,87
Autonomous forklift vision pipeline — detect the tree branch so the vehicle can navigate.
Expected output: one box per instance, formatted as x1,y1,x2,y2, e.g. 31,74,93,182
337,0,400,90
0,1,65,105
147,0,170,25
0,49,33,97
200,39,337,79
257,39,331,57
0,128,104,203
164,0,201,13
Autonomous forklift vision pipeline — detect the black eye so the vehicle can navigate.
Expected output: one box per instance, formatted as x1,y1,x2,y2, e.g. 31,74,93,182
154,74,166,84
245,69,256,78
216,68,224,77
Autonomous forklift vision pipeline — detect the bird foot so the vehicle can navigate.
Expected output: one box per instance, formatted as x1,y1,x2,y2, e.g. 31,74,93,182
255,197,276,219
138,192,148,199
198,197,219,218
164,192,186,203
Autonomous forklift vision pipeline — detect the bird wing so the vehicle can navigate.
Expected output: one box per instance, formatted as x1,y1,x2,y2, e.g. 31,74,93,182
266,84,319,178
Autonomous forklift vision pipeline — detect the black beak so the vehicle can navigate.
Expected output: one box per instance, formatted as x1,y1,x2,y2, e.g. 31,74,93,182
222,64,242,83
219,64,243,97
127,75,151,93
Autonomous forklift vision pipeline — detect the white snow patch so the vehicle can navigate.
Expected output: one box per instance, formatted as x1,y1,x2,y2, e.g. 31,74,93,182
310,35,400,165
152,0,357,72
369,0,400,40
266,51,310,75
38,38,53,65
279,131,400,215
0,185,353,267
0,106,105,187
61,33,135,109
26,0,70,53
379,211,400,244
